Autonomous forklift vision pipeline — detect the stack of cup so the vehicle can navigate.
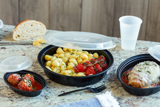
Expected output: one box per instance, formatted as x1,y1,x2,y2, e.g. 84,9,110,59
119,16,142,50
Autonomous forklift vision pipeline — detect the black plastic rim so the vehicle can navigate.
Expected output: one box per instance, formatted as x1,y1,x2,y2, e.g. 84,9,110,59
4,70,47,97
117,54,160,96
38,45,114,86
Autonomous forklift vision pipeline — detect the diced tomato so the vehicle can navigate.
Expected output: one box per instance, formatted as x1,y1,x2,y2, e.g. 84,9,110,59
99,61,108,69
85,66,96,76
97,55,106,61
94,64,103,73
74,63,87,73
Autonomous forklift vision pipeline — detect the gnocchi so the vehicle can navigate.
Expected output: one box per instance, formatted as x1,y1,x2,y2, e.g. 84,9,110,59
45,55,52,61
80,53,88,60
44,47,100,76
56,47,64,54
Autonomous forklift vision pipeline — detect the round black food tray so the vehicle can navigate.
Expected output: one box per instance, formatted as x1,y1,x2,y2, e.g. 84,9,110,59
4,70,47,97
117,54,160,96
38,45,114,86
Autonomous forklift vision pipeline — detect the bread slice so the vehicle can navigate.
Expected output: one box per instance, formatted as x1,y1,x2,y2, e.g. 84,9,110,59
13,20,46,40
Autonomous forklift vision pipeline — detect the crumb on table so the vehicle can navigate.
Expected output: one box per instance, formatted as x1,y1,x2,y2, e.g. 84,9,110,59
33,37,46,46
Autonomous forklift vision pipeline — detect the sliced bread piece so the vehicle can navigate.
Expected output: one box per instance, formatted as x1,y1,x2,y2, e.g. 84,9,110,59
13,20,46,40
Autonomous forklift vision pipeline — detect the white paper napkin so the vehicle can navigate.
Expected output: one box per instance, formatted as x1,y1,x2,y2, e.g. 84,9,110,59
96,91,120,107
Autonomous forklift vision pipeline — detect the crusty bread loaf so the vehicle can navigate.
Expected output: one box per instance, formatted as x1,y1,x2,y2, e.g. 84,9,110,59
13,20,46,40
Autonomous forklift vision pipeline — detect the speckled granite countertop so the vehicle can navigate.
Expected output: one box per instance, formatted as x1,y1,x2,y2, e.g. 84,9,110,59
0,25,160,107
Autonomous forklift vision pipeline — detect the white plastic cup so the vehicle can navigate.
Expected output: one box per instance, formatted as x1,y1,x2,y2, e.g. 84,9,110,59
119,16,142,50
0,19,3,29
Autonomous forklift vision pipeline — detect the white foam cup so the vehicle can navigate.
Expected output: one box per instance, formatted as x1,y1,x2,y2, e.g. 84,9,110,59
119,16,142,50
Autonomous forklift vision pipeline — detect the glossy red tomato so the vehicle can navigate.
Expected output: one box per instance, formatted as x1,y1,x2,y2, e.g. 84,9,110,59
83,61,92,66
94,64,103,73
85,66,96,76
90,58,98,64
18,80,32,91
99,61,108,69
7,74,21,86
74,55,108,76
97,55,106,61
74,63,87,72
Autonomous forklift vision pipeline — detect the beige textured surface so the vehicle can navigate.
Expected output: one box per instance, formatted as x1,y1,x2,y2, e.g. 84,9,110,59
0,25,160,107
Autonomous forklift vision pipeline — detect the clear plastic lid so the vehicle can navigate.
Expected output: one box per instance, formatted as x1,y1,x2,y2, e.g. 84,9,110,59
0,56,32,72
47,31,116,50
148,45,160,62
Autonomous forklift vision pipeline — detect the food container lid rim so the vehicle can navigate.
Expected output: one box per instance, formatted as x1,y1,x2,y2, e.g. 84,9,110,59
0,56,32,72
47,31,116,50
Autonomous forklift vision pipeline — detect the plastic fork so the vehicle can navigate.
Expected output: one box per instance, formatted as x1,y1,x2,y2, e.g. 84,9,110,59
58,85,106,96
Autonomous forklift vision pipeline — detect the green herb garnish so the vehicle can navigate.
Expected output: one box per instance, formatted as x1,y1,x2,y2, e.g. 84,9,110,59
147,71,151,74
145,62,149,65
32,86,37,91
138,70,142,72
154,64,157,66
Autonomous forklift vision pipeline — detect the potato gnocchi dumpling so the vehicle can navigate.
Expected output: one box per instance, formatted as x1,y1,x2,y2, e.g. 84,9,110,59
93,53,99,58
45,55,52,61
44,47,99,76
67,62,75,69
56,47,64,54
45,61,52,67
80,53,88,60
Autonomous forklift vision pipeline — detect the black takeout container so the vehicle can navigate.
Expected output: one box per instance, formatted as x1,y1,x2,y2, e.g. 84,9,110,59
38,45,114,86
117,54,160,96
4,70,47,97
